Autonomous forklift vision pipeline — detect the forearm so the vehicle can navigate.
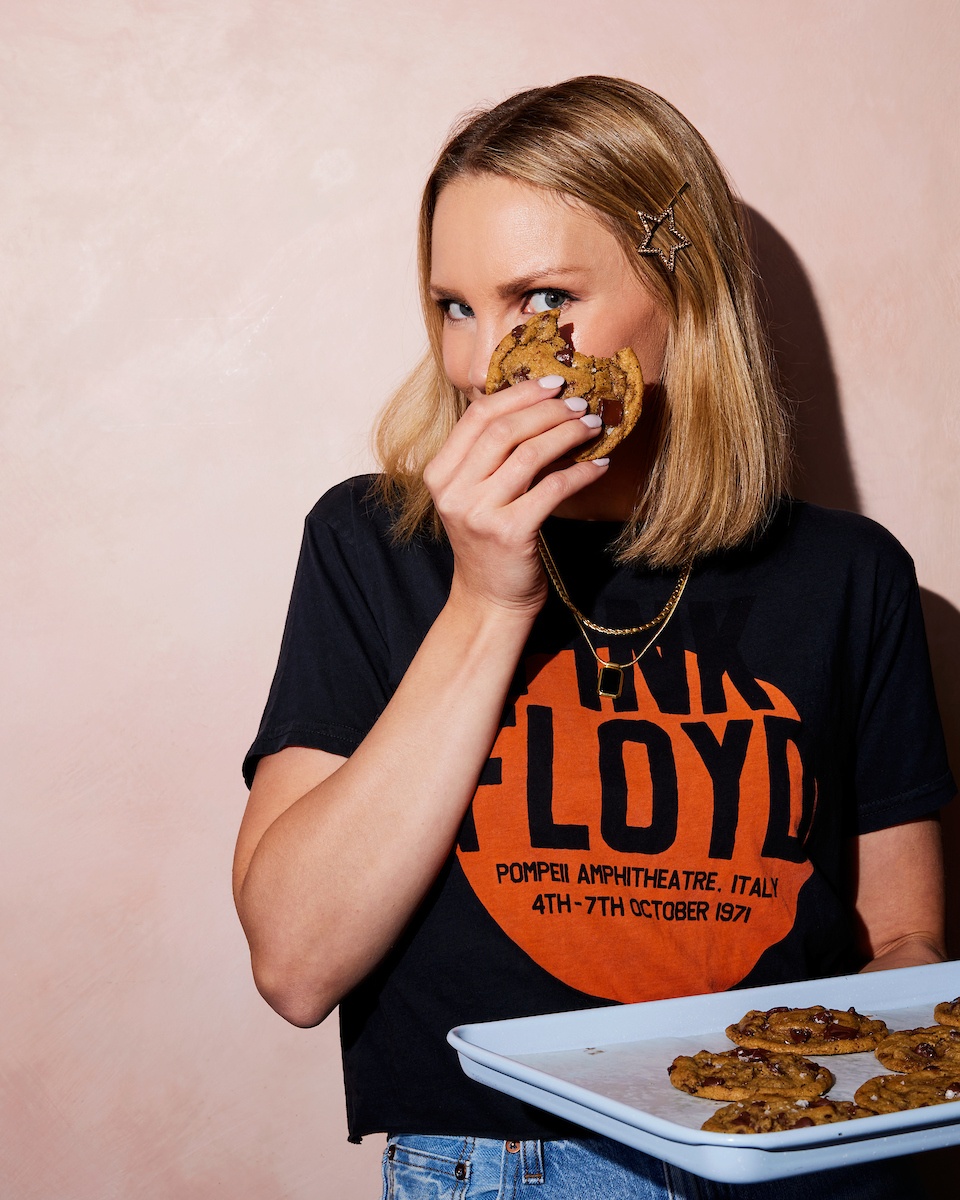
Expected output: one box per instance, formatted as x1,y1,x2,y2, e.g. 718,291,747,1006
853,815,947,975
236,587,535,1026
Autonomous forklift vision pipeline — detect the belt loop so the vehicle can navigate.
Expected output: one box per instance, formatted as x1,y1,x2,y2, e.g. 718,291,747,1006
520,1139,544,1184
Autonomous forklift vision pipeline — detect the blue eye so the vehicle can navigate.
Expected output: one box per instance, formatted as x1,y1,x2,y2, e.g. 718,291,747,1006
442,300,474,321
525,289,572,314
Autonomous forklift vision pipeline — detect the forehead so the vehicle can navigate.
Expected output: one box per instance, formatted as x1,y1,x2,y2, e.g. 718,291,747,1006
430,174,626,284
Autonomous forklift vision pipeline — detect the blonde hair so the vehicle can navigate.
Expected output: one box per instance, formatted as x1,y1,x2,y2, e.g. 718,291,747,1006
374,76,788,567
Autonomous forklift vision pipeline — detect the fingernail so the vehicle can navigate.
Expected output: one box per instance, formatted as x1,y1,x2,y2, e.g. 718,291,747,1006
592,457,610,467
563,396,588,412
538,374,565,388
580,413,603,428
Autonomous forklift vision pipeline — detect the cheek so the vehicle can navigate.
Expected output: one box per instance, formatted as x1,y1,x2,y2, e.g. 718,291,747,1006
620,298,670,384
576,307,669,382
440,327,471,392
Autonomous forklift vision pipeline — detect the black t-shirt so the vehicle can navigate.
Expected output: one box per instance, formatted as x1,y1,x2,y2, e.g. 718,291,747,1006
244,476,954,1141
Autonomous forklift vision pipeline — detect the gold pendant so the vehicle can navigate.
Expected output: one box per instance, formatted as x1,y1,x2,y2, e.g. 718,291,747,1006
597,663,624,700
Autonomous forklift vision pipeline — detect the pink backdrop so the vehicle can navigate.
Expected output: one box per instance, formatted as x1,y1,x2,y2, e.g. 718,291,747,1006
3,2,958,1196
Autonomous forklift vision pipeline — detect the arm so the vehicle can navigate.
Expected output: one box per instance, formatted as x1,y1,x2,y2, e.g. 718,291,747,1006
852,813,947,972
233,379,607,1027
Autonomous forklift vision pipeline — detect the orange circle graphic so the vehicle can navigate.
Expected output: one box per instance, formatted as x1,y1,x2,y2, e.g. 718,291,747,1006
458,649,814,1002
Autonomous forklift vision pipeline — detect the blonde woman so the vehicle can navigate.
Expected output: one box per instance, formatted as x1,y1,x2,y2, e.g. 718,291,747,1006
234,78,951,1198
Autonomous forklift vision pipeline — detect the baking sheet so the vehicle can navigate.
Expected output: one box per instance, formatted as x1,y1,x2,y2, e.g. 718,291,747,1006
448,960,960,1183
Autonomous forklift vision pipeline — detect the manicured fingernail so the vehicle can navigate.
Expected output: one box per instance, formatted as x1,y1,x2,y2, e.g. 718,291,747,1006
538,374,565,388
580,413,603,428
563,396,588,412
592,457,610,467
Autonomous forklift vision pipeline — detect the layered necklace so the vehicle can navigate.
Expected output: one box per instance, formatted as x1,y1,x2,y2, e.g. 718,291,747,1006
537,531,691,700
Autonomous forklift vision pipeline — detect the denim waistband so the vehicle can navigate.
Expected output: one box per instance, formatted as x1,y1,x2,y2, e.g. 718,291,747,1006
380,1132,924,1200
381,1134,673,1199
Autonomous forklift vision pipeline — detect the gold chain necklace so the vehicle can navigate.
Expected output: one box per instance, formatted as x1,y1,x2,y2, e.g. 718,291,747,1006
537,531,691,700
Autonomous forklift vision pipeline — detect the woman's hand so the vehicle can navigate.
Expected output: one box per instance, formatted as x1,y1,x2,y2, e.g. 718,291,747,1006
422,374,609,620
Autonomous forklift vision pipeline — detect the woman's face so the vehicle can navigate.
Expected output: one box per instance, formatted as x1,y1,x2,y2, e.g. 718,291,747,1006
429,173,670,403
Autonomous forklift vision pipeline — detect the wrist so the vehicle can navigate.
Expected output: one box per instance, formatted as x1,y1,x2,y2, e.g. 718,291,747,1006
445,573,545,635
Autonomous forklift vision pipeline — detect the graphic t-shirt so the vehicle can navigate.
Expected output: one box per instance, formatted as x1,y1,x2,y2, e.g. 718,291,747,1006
244,476,954,1141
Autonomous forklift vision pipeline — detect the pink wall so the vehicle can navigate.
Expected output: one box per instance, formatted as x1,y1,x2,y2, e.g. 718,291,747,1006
3,2,958,1196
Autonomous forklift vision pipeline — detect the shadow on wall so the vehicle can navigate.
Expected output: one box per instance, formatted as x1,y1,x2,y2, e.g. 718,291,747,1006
920,587,960,957
747,207,860,514
749,208,960,1197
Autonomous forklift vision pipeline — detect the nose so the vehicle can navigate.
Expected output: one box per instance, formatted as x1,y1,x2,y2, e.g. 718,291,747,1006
466,317,509,397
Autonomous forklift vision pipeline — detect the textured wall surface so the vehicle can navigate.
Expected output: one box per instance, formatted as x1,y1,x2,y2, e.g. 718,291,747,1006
2,2,958,1196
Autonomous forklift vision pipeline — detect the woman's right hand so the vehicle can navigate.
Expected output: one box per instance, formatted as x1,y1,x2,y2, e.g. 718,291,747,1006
422,374,609,620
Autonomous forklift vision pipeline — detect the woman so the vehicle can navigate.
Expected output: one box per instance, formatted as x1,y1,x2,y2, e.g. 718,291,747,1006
234,78,952,1197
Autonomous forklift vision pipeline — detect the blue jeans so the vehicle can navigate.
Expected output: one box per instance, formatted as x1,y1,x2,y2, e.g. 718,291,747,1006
380,1135,923,1199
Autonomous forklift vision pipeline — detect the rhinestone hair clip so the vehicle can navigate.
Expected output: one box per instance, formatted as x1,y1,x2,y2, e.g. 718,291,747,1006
637,181,692,272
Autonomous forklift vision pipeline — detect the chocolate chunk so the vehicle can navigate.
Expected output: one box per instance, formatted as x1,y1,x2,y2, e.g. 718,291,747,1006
824,1024,859,1040
599,398,623,427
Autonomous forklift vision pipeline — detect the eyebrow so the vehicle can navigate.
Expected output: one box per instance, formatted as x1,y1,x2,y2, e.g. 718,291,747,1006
429,266,586,300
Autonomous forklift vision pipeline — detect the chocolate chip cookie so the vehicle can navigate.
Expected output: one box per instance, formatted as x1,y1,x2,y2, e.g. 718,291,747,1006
668,1046,834,1101
934,998,960,1028
725,1006,888,1054
855,1069,960,1114
874,1025,960,1072
702,1096,871,1134
485,309,644,461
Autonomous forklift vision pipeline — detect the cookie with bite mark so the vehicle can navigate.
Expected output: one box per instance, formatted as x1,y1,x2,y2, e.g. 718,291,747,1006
485,309,644,462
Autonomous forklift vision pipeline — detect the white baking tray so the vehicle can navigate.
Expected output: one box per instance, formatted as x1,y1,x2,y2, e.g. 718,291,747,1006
448,960,960,1183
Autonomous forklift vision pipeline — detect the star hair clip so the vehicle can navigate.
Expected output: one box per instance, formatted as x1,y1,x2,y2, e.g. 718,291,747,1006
637,181,692,272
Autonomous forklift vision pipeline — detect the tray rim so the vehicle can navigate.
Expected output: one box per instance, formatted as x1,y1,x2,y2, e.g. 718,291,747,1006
448,960,960,1172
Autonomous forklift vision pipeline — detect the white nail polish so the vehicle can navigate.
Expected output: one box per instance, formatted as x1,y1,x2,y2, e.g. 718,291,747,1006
564,396,588,412
538,374,565,388
580,413,603,428
592,457,610,467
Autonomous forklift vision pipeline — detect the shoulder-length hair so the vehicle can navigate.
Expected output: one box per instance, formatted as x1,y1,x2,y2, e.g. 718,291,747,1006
373,76,788,567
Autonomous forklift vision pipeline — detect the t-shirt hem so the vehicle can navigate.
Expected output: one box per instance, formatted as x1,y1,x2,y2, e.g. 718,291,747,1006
242,722,364,787
349,1116,587,1143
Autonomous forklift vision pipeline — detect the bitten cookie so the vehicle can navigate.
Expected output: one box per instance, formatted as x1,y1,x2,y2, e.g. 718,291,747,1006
874,1025,960,1072
934,998,960,1028
702,1097,871,1134
725,1006,888,1055
855,1070,960,1114
667,1047,834,1102
485,309,644,461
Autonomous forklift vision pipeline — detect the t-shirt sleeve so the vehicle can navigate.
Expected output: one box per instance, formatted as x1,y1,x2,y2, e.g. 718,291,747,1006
851,546,955,833
242,490,393,787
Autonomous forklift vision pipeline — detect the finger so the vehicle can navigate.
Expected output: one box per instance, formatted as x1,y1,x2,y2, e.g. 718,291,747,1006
508,457,611,530
426,375,567,488
476,411,604,507
443,394,597,496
